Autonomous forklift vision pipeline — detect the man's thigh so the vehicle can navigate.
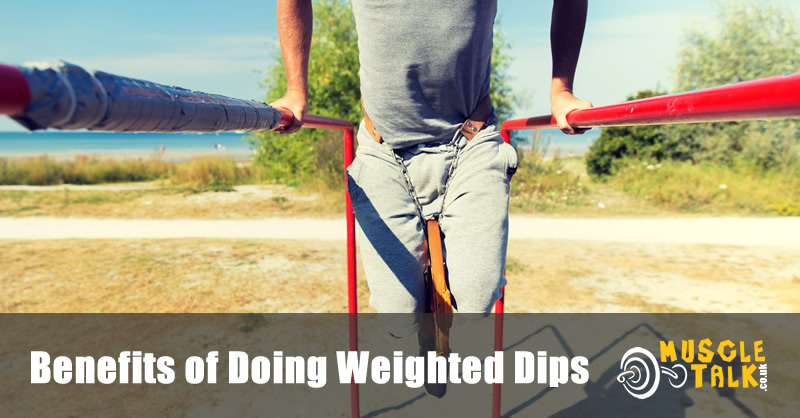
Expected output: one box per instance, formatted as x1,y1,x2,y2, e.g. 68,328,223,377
347,131,428,323
439,129,517,313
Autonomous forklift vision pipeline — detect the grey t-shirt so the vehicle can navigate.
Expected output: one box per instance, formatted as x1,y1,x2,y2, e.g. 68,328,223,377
351,0,496,148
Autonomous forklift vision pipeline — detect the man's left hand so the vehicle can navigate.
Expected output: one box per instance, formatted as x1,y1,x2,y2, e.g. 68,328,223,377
551,90,593,135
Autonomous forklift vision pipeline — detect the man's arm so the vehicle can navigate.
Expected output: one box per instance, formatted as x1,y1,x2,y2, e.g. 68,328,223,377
270,0,312,134
550,0,592,134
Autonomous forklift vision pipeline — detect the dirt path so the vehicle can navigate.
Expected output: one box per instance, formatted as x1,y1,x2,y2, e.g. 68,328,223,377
2,216,799,247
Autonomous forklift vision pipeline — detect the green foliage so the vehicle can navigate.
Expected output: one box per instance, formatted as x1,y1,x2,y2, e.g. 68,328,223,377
0,156,272,188
490,20,520,123
510,134,589,212
605,158,800,215
676,0,799,91
672,0,800,169
586,0,800,177
0,156,171,185
250,0,360,185
765,201,800,216
586,90,673,176
251,0,519,185
170,158,266,187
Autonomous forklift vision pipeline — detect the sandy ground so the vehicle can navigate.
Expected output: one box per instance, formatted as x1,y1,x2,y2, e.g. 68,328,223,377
2,219,798,416
3,215,798,313
1,215,798,314
2,238,798,314
1,216,799,248
0,184,343,219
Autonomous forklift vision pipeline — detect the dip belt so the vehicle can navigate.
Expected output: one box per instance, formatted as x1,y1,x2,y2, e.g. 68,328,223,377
361,95,493,356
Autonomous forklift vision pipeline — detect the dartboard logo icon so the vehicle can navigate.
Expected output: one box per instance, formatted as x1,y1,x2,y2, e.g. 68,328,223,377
617,347,688,399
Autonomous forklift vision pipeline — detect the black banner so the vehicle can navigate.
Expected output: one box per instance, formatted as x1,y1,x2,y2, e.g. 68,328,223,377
2,314,796,417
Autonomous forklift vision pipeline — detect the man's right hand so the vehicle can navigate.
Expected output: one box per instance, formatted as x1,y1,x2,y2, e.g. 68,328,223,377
270,90,308,134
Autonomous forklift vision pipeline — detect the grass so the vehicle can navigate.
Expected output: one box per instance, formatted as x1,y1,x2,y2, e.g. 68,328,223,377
0,155,347,218
0,155,172,185
1,152,798,218
602,158,800,215
509,151,590,213
0,155,271,187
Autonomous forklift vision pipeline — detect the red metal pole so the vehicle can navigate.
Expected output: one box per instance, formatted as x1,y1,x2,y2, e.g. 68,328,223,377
277,108,359,417
276,109,355,132
500,72,800,138
492,285,504,418
492,131,511,418
0,64,31,116
343,127,360,418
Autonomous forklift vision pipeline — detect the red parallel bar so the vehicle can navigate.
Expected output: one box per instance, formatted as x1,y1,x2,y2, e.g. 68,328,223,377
0,64,31,116
500,72,800,139
278,109,359,417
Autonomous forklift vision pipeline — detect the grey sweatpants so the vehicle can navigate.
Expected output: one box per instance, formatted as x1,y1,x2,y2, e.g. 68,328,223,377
346,118,517,337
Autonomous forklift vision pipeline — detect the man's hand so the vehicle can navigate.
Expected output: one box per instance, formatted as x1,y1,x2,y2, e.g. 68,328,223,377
270,90,308,134
551,88,592,135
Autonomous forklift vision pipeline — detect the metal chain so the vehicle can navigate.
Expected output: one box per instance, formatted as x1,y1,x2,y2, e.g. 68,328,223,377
391,138,463,228
437,140,463,219
392,151,427,227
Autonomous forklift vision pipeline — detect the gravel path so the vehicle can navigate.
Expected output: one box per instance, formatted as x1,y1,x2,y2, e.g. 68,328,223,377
1,216,799,247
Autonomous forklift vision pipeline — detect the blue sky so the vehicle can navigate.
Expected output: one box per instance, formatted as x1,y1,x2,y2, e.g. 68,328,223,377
1,0,798,131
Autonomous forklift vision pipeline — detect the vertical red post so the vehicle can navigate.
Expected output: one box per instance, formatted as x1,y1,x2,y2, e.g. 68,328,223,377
343,127,360,418
492,286,504,418
492,132,511,418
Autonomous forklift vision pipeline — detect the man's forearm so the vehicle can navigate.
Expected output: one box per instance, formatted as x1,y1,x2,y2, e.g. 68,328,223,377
277,0,313,96
550,0,588,95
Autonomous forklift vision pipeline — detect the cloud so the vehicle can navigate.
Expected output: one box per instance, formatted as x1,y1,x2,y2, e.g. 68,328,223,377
60,32,278,100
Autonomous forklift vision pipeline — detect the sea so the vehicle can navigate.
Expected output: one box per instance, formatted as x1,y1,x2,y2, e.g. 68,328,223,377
0,131,256,161
0,128,600,160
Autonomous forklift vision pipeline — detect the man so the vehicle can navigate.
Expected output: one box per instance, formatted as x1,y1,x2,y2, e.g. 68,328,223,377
271,0,591,385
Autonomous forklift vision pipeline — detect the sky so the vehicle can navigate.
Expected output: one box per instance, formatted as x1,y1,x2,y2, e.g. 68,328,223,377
1,0,798,132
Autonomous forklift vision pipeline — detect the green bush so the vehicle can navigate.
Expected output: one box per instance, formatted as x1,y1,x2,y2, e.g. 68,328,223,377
605,158,800,214
587,1,800,177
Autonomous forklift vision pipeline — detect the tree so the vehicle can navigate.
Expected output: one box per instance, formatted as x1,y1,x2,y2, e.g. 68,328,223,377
250,0,519,185
585,90,675,176
249,0,360,185
672,0,800,170
586,0,800,176
490,20,520,124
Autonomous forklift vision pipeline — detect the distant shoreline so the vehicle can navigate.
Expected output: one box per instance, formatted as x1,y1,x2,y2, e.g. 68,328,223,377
0,128,598,159
0,131,255,161
1,151,253,163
